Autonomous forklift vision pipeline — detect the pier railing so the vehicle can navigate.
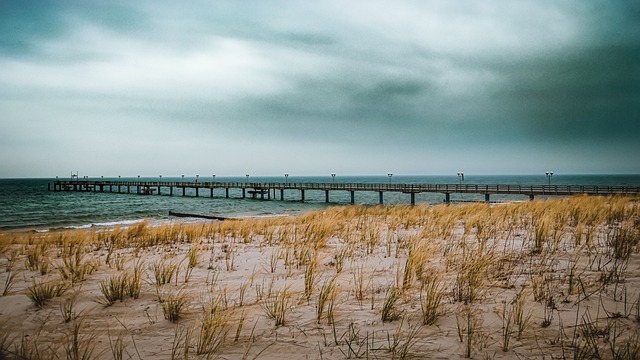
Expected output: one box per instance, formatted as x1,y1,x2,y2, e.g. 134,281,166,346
51,180,640,199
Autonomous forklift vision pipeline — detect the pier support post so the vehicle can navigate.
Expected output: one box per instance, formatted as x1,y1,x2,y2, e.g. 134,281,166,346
48,183,50,191
280,189,284,201
260,191,264,200
242,188,246,198
211,188,214,198
379,191,384,204
182,187,185,196
484,193,490,203
157,186,161,195
325,190,330,203
445,193,450,204
226,188,229,198
350,191,355,204
529,194,534,201
301,189,305,203
410,193,416,206
195,187,199,197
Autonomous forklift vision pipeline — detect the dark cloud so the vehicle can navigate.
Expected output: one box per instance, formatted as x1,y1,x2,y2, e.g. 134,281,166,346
0,0,638,176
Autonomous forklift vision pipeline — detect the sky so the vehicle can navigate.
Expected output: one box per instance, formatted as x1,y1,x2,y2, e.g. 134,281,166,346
1,1,639,178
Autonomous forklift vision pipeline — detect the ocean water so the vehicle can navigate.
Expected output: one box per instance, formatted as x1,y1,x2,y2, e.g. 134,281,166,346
1,175,638,231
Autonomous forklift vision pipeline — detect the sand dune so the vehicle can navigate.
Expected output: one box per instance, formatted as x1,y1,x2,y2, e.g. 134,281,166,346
1,196,639,359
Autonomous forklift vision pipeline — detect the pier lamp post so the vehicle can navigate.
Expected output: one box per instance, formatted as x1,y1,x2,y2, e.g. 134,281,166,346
388,173,393,184
118,175,121,179
246,174,250,183
545,171,554,186
285,173,289,184
181,174,184,181
212,175,215,182
138,175,140,180
331,173,336,183
457,172,464,185
159,175,162,181
196,174,199,183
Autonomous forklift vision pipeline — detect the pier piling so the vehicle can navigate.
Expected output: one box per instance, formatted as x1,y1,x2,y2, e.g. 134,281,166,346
49,180,640,206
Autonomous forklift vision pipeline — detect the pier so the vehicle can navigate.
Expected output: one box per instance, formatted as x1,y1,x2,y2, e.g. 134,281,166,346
49,180,640,205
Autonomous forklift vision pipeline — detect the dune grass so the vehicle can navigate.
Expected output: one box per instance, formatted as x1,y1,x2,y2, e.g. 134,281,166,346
0,195,638,358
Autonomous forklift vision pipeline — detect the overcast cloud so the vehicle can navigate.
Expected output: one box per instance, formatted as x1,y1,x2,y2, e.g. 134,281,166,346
1,0,638,178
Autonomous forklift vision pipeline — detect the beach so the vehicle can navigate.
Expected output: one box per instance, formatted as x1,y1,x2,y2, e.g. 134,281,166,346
1,195,639,359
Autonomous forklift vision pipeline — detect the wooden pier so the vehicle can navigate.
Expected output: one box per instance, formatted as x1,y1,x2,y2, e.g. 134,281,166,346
49,180,640,205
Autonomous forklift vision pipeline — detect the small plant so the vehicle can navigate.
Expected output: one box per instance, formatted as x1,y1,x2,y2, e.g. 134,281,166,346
151,259,178,286
127,260,143,299
381,287,401,322
24,242,47,272
419,274,445,325
161,290,189,323
2,271,18,296
262,286,290,327
171,324,193,360
27,279,67,307
108,330,125,360
388,318,423,359
4,248,19,272
63,318,96,360
196,308,230,355
500,301,513,352
353,263,366,305
456,304,482,358
99,273,127,305
338,322,369,359
304,255,318,301
186,245,200,268
98,265,142,306
512,289,533,340
57,241,98,284
60,293,80,323
316,276,338,323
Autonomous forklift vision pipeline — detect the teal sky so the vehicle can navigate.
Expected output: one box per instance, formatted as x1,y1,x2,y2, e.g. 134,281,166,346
1,1,638,178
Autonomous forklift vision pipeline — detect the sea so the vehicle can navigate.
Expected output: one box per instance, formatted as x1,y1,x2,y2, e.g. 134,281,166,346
1,175,639,232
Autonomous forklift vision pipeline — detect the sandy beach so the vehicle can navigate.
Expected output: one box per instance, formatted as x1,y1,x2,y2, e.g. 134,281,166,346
1,195,639,359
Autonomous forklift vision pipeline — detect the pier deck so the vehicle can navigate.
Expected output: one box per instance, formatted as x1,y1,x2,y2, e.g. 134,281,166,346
50,180,640,205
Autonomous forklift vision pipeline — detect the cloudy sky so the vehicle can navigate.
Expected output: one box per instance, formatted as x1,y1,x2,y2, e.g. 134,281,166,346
1,1,638,178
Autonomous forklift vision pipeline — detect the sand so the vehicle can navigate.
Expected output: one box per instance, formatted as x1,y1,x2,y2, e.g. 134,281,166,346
0,197,639,359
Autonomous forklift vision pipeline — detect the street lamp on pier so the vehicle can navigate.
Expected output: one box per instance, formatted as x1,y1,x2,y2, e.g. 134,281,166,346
331,173,336,184
545,171,554,186
246,174,250,183
212,175,215,182
284,173,289,184
457,172,464,185
387,173,393,184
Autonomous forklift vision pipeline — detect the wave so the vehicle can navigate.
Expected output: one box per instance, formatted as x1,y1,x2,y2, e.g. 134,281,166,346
50,219,147,231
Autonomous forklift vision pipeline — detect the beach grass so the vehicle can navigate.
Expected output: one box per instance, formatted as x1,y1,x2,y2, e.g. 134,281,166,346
0,195,638,358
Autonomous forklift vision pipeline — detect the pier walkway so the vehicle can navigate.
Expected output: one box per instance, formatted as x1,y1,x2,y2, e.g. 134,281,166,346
50,180,640,205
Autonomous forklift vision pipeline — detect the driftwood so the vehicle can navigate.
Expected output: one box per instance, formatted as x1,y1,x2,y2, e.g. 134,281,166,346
168,211,232,221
